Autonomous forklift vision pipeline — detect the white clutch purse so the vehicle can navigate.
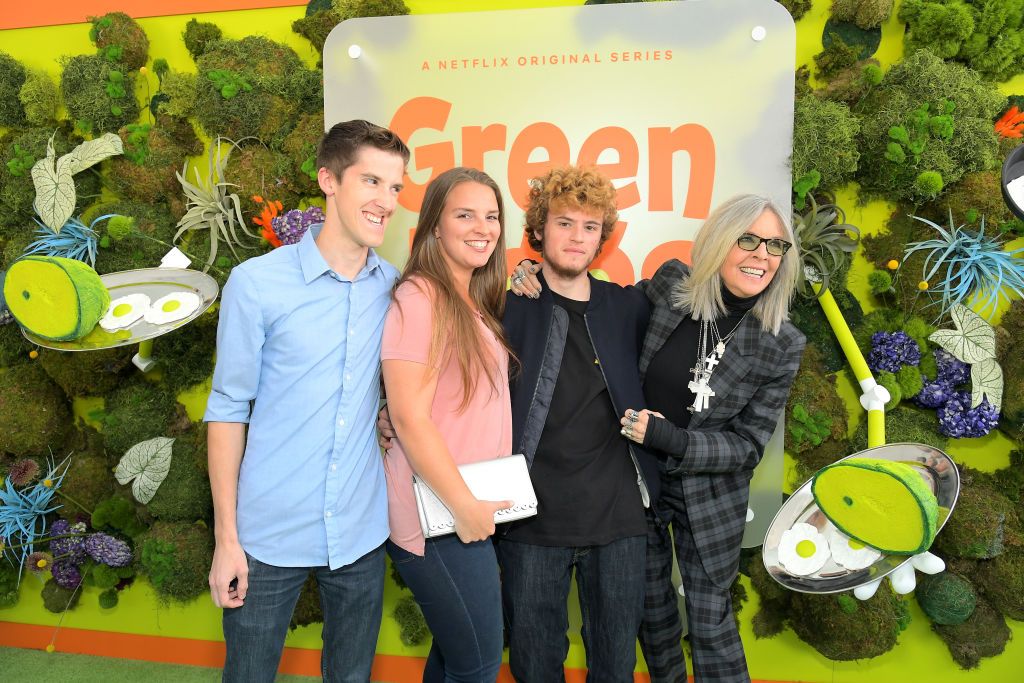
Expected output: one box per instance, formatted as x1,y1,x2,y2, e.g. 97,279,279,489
412,454,538,538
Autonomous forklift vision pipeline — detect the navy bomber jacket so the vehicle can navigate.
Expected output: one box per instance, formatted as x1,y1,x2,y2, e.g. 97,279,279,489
503,272,662,509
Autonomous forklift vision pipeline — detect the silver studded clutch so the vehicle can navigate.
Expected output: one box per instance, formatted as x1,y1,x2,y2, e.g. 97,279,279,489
412,454,538,538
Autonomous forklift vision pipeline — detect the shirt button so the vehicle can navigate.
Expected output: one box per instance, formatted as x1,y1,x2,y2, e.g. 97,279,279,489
331,464,337,471
326,511,332,518
345,373,351,381
349,328,354,335
338,418,345,427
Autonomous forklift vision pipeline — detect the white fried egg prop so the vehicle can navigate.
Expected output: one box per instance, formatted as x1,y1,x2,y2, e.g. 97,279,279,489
778,522,830,576
100,293,151,331
144,291,201,325
828,526,881,571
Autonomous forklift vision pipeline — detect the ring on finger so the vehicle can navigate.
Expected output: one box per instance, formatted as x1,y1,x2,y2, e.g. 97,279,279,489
628,410,639,423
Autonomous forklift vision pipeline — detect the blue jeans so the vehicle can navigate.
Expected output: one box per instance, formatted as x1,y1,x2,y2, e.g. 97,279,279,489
222,544,385,683
497,535,647,683
387,537,503,683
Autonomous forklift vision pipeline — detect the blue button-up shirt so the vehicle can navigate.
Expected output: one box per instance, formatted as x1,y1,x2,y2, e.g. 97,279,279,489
204,224,398,569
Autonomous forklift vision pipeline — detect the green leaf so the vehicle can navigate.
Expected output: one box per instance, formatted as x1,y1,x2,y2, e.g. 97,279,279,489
928,304,996,364
30,138,75,232
65,133,123,175
114,436,174,505
970,358,1003,411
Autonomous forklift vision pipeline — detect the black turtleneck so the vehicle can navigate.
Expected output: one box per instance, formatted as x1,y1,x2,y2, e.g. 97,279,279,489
643,285,760,432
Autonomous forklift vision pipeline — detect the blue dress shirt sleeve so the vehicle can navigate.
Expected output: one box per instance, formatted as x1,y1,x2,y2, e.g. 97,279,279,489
205,267,266,423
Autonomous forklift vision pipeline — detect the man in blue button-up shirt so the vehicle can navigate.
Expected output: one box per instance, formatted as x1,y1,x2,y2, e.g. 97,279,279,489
204,120,409,683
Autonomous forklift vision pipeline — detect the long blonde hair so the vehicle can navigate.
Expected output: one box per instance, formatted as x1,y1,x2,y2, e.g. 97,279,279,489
672,194,798,335
395,167,511,411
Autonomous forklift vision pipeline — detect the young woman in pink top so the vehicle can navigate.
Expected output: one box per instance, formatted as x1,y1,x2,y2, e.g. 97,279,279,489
381,167,513,682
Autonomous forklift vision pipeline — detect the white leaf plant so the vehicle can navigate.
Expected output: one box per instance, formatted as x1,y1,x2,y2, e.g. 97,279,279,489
115,436,174,505
928,304,1003,411
30,132,124,233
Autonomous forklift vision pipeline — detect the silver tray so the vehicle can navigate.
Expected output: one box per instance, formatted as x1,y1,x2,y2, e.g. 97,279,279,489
763,442,960,594
22,268,219,351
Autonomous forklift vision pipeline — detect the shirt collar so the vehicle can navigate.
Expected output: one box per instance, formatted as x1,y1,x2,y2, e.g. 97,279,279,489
298,223,381,284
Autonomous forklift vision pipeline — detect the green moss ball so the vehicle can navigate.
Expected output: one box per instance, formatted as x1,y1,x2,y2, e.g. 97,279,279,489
0,363,71,457
91,201,179,275
90,13,149,71
18,69,59,127
182,19,223,61
224,143,300,219
139,520,214,603
0,52,28,128
60,54,139,135
973,548,1024,622
100,378,180,458
280,112,324,199
38,346,135,397
146,438,213,523
58,453,116,521
932,597,1010,670
153,306,217,395
98,587,119,609
933,472,1015,560
789,586,902,660
108,121,202,204
915,572,977,626
393,596,429,646
0,557,19,608
92,494,147,538
0,321,32,368
41,577,81,613
290,573,322,630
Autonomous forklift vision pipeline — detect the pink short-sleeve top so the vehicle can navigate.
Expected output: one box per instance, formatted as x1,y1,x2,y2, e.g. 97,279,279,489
381,277,513,555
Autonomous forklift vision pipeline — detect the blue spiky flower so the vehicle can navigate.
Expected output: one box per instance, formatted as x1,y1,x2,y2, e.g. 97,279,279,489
0,456,71,583
904,213,1024,320
23,214,117,268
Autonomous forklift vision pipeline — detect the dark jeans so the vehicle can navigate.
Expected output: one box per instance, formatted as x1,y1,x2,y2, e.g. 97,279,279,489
497,535,647,683
222,544,385,683
387,536,503,683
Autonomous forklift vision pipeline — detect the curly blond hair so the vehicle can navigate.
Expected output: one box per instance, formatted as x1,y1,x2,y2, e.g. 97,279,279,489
524,166,618,252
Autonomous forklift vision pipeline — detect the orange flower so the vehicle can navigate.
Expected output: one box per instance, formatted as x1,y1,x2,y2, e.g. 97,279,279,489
995,105,1024,139
252,198,283,248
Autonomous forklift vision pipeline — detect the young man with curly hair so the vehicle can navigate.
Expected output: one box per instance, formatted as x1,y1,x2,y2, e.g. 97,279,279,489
499,165,660,681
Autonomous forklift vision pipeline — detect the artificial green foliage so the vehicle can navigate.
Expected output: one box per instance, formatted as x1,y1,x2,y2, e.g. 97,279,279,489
913,170,944,198
153,307,218,394
38,346,134,396
57,453,115,521
895,364,924,399
91,562,134,591
867,269,894,295
920,170,1023,237
183,19,223,61
138,521,214,602
747,557,791,638
973,548,1024,621
0,363,71,457
157,71,198,119
281,112,324,198
788,404,834,451
146,438,213,522
60,54,139,135
850,405,948,453
831,0,893,29
0,558,19,608
393,596,430,646
932,597,1010,669
778,0,812,21
98,587,119,609
0,52,29,127
293,0,410,53
791,195,860,295
224,143,300,218
852,50,1003,203
100,378,180,458
933,470,1016,560
290,573,323,629
0,320,32,368
876,371,902,409
788,587,903,660
108,121,202,204
790,277,863,373
900,0,1024,82
92,495,147,538
998,301,1024,441
814,33,861,79
819,59,882,106
18,70,60,126
89,13,149,71
106,216,135,241
41,577,80,613
915,572,977,625
193,36,316,144
903,316,935,352
91,200,180,275
792,95,860,192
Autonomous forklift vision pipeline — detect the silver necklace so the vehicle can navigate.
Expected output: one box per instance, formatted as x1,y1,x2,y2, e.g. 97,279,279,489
687,313,748,413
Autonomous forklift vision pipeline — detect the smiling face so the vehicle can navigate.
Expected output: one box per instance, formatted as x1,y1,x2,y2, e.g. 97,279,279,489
318,145,406,251
720,209,785,298
536,203,604,279
435,181,502,282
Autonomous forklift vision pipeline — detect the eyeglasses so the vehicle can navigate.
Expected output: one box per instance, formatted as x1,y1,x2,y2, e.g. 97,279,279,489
736,233,792,257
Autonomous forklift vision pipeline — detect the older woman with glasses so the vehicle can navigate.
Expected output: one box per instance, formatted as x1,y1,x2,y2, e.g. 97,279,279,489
618,194,805,683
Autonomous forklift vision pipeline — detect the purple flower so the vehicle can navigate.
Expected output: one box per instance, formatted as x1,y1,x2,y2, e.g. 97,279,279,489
936,391,1000,438
84,533,132,567
302,206,325,225
25,551,53,575
915,379,955,409
49,520,88,564
50,559,83,589
935,349,969,386
868,331,922,373
271,206,325,246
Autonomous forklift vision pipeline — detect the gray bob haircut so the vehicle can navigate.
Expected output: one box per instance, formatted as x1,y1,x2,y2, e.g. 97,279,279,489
672,194,799,336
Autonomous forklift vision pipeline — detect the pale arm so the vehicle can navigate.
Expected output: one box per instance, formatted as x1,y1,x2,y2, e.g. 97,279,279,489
207,421,248,608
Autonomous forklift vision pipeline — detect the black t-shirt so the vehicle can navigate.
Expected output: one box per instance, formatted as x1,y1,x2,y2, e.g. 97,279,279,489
644,287,759,429
505,292,646,546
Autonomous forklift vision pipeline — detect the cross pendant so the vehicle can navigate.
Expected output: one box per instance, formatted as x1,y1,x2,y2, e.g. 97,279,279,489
687,378,716,413
703,355,720,372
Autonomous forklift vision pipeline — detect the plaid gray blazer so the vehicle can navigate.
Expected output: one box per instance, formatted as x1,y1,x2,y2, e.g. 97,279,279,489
639,259,805,588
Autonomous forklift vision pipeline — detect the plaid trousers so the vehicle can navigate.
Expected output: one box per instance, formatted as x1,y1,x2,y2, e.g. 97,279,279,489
639,482,750,683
